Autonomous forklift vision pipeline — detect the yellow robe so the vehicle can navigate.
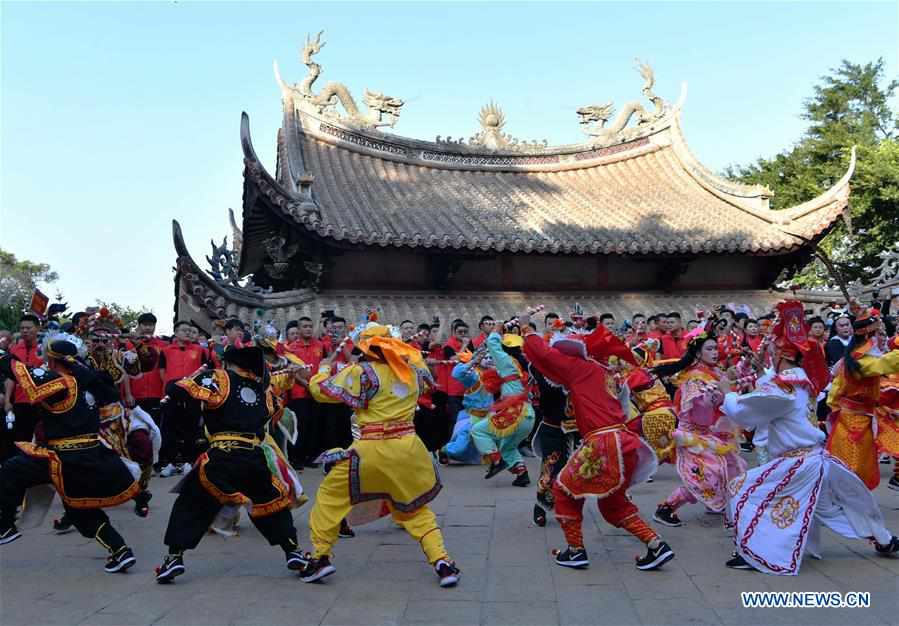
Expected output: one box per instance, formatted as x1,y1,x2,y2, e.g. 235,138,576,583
306,360,447,562
827,345,899,489
308,361,441,512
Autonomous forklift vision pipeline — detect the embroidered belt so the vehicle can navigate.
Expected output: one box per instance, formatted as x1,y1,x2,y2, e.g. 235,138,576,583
359,422,416,440
836,398,875,416
583,423,626,438
639,398,674,413
99,404,123,418
780,445,817,458
208,432,260,451
468,408,489,418
46,434,100,451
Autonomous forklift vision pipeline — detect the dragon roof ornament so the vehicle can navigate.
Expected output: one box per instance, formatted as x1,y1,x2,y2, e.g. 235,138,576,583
577,59,668,147
435,101,548,153
274,31,404,130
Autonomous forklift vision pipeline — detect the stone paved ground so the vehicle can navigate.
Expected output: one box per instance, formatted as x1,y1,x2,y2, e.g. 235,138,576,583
2,456,898,626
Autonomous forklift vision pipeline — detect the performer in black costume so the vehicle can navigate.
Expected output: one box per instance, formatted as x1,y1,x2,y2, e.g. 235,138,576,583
155,345,306,583
0,338,140,573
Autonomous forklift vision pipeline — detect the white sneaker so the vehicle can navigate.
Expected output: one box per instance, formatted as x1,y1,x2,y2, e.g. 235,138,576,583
181,462,192,474
159,463,177,477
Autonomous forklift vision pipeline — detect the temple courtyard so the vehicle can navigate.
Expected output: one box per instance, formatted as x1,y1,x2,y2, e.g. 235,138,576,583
2,458,897,626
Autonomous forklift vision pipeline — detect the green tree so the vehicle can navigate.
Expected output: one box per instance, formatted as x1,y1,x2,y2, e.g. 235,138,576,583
94,301,152,332
0,248,59,330
728,59,899,287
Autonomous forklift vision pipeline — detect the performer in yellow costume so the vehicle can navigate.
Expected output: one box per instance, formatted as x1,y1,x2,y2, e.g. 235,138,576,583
301,323,461,587
827,312,899,490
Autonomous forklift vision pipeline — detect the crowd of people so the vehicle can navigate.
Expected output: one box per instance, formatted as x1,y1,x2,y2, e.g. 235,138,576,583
0,294,897,585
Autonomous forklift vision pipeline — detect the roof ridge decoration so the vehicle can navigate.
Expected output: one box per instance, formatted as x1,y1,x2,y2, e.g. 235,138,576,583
576,59,667,147
274,31,404,131
435,101,549,153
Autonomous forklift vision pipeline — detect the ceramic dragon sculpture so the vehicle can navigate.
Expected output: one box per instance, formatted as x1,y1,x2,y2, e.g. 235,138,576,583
274,31,404,129
577,59,666,145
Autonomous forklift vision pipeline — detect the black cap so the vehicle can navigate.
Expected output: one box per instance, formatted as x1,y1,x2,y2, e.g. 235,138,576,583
222,346,266,378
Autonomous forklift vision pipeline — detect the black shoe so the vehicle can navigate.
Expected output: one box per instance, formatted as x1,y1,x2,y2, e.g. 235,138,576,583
740,442,755,452
725,552,754,570
134,491,152,518
888,476,899,492
155,554,185,583
105,547,136,573
553,546,589,569
512,471,531,487
533,504,547,527
300,555,336,583
652,505,683,528
635,541,675,570
874,536,899,556
53,515,75,534
339,519,355,538
285,549,310,571
437,450,449,465
484,459,508,479
0,526,22,546
434,559,461,587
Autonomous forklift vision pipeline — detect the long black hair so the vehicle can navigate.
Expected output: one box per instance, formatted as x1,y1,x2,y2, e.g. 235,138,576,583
651,332,718,380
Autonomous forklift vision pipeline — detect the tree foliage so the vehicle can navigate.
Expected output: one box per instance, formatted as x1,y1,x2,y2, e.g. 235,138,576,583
0,248,59,330
727,59,899,287
94,300,150,331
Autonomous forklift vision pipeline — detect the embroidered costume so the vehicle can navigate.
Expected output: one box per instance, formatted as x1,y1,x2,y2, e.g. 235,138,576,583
659,362,746,518
441,355,493,465
0,338,139,573
154,346,305,583
522,324,674,571
530,360,578,527
723,346,899,574
470,331,535,484
302,323,460,587
826,314,899,489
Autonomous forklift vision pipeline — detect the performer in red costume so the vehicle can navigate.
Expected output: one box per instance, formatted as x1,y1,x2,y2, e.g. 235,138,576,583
519,312,675,572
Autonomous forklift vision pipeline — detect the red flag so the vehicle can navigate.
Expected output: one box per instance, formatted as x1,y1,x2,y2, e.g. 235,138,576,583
29,290,49,316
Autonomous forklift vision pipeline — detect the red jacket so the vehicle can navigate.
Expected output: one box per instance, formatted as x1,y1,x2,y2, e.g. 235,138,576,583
522,333,625,434
659,331,686,359
159,341,209,385
440,337,468,397
285,338,325,399
128,337,168,400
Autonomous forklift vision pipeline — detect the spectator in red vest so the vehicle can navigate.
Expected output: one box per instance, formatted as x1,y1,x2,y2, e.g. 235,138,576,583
808,316,828,350
319,316,355,452
128,312,167,431
472,316,494,348
157,321,211,477
440,320,472,448
744,318,763,352
285,317,326,466
2,314,43,462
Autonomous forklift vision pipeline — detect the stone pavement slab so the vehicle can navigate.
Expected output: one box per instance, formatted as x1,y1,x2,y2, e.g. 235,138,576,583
1,457,898,626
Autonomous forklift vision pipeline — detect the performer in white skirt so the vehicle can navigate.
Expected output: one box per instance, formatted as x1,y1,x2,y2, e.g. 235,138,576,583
721,300,899,575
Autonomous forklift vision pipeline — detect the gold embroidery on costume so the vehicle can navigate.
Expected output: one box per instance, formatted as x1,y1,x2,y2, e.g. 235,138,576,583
176,370,230,409
770,496,800,529
12,361,70,404
728,473,746,497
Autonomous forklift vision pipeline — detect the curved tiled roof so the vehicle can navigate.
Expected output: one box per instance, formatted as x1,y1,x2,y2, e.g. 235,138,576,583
237,88,853,274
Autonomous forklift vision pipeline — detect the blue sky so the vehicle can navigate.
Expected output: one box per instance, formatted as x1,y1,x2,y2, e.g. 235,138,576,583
2,1,896,332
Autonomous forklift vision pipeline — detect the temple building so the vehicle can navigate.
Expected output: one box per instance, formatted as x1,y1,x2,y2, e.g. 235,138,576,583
173,34,858,329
